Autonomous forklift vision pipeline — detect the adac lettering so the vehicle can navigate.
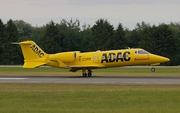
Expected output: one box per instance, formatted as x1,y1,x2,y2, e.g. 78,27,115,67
101,51,131,63
30,44,44,58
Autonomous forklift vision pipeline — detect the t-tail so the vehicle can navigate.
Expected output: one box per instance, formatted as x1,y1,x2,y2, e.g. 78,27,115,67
18,41,48,68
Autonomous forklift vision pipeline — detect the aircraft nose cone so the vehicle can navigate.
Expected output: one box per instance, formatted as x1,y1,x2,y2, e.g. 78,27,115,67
150,54,170,63
163,57,170,62
159,56,170,63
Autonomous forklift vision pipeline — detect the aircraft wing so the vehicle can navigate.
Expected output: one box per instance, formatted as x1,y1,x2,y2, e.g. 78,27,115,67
69,65,105,72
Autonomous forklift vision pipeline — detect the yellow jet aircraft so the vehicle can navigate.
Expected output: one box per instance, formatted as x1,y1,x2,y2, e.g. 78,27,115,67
17,41,170,77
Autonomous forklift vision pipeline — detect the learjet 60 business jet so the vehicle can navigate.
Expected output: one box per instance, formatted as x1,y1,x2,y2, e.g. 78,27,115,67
16,41,170,77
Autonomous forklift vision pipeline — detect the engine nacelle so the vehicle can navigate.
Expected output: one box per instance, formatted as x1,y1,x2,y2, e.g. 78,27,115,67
48,51,79,63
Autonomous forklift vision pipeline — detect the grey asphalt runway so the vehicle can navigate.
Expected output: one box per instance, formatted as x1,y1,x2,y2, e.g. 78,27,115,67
0,76,180,85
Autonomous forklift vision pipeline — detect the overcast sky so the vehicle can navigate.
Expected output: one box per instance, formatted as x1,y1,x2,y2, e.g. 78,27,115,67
0,0,180,29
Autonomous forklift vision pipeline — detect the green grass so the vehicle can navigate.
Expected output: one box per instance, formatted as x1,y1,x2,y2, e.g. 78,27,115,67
0,67,180,112
0,67,67,72
0,84,180,113
0,66,180,73
0,66,180,76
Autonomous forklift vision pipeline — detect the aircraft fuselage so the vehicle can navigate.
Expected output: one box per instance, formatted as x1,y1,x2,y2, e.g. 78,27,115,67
46,49,169,69
18,41,170,77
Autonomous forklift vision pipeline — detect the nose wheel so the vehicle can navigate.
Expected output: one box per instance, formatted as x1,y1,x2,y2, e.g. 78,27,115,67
151,67,155,72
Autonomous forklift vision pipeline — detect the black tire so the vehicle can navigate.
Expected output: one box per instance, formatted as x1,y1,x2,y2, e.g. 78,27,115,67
83,73,87,77
87,69,92,77
151,67,155,72
88,73,92,77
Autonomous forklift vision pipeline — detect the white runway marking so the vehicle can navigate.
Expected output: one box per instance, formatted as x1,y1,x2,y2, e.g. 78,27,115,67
0,78,27,80
0,76,180,85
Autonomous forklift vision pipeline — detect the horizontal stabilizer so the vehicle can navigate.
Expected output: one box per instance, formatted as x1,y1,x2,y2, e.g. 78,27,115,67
23,62,46,68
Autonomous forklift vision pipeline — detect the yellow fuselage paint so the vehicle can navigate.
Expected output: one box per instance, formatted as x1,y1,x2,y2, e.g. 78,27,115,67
18,41,170,73
46,49,169,69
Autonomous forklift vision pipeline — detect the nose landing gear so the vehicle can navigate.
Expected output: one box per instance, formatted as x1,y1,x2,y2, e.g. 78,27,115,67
151,67,155,72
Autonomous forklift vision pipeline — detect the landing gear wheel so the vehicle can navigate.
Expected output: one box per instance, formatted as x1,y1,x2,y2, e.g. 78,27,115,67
83,73,87,77
88,72,92,77
151,67,155,72
82,69,92,77
88,69,92,77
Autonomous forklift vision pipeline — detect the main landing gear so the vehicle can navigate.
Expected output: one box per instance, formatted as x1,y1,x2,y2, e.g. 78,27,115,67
82,68,92,77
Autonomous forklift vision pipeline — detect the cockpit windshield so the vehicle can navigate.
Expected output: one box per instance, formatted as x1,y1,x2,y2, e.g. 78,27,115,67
135,49,150,54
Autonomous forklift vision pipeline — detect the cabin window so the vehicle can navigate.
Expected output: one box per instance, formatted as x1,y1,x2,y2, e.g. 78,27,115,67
135,50,149,54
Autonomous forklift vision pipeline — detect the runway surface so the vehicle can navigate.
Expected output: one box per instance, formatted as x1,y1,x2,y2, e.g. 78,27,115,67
0,76,180,85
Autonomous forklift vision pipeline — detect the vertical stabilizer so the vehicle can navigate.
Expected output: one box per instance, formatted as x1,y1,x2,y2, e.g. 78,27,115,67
19,41,47,60
18,41,48,68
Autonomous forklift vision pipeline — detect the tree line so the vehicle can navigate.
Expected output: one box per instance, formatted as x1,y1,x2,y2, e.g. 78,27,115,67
0,18,180,65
